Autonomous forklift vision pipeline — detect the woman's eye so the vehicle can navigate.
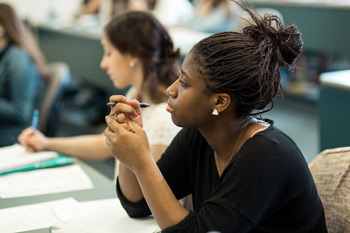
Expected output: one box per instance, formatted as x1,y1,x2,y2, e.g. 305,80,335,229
179,79,187,87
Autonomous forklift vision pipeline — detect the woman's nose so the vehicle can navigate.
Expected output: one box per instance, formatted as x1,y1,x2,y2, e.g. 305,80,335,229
100,57,106,69
166,79,178,98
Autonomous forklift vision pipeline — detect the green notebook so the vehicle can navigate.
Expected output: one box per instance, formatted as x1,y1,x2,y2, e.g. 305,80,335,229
0,155,73,175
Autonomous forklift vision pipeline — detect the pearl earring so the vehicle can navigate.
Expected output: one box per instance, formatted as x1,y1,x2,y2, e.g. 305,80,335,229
129,61,135,67
212,108,219,116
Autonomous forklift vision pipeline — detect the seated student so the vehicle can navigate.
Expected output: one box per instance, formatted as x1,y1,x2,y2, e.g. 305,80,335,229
77,0,149,26
104,0,328,232
187,0,238,34
151,0,194,27
0,3,48,147
18,11,181,182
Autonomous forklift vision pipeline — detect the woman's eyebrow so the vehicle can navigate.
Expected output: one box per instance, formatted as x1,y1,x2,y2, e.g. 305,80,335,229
181,69,190,81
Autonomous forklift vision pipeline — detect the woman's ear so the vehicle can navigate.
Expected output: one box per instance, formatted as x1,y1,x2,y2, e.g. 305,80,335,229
213,93,231,114
0,25,5,37
128,55,140,67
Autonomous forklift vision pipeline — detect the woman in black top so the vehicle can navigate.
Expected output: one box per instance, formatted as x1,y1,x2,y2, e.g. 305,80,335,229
104,0,328,232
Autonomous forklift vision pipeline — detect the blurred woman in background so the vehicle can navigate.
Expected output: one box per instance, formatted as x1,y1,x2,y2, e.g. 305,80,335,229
78,0,149,26
0,3,48,147
188,0,238,33
18,11,181,183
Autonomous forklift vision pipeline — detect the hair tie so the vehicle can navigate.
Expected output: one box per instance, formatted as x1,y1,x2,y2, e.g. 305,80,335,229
172,48,180,61
164,48,180,61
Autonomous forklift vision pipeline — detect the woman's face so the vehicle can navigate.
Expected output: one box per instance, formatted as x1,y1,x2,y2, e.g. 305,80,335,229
0,24,7,45
166,51,215,128
100,33,137,89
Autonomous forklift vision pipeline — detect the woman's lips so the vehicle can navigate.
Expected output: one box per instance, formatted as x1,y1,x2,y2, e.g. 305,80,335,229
166,104,174,113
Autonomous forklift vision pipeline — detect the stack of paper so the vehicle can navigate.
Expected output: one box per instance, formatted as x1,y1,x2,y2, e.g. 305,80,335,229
0,164,93,198
0,144,59,174
51,198,159,233
0,198,80,233
0,198,159,233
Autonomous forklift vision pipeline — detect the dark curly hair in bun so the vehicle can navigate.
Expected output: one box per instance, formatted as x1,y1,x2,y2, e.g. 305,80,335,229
191,0,303,117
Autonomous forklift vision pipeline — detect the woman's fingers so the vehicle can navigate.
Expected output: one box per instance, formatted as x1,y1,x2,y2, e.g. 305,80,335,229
107,114,132,131
108,95,137,117
105,113,142,139
107,95,143,130
129,99,142,116
109,95,127,104
108,95,140,119
105,115,132,134
109,103,137,117
17,127,33,151
104,115,135,151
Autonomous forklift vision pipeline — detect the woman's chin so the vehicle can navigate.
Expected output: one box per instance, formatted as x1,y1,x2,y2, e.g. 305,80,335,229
170,115,183,128
112,81,127,90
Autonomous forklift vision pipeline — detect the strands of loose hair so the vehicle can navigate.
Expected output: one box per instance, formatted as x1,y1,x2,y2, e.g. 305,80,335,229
193,0,302,117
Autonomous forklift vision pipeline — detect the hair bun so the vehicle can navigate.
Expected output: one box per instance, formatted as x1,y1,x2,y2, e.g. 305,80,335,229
242,9,303,71
276,25,303,69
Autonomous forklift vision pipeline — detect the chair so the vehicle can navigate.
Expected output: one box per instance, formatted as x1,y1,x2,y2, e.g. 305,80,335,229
38,62,71,136
233,8,284,32
309,147,350,233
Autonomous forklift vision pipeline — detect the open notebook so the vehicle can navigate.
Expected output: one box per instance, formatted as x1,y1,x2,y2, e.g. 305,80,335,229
0,144,59,174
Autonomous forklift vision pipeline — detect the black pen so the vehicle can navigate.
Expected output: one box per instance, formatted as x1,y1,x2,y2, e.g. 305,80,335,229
107,102,150,108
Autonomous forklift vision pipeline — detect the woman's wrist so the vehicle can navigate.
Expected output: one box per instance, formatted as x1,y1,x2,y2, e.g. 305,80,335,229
132,153,157,177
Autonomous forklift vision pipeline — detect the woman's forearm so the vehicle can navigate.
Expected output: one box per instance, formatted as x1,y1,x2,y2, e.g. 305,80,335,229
118,158,188,229
118,163,144,202
118,144,167,202
46,134,111,160
134,160,189,230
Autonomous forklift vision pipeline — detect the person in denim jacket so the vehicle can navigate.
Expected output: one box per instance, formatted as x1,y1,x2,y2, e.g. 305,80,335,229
0,3,48,147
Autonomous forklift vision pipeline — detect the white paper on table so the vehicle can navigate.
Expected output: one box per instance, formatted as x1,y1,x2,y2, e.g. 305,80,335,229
0,144,58,173
52,196,105,222
51,198,160,233
0,164,93,198
0,198,79,233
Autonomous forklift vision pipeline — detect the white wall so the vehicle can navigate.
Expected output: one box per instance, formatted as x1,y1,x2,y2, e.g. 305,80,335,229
2,0,83,25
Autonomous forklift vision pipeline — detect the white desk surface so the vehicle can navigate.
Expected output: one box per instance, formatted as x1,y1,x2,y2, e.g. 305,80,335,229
252,0,350,10
320,70,350,91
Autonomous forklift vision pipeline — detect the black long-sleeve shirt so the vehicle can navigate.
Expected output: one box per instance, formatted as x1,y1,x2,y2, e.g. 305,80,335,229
117,121,327,233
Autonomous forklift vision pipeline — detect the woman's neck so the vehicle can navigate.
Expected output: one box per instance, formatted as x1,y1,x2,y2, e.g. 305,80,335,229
200,116,250,159
201,116,269,176
137,84,167,105
0,38,8,51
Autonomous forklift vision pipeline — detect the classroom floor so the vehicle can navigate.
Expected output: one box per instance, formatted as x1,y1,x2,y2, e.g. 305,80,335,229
57,95,319,181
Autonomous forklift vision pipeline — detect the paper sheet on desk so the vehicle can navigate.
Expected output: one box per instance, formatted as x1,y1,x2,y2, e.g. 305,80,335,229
0,144,58,173
0,164,93,198
51,198,160,233
0,198,79,233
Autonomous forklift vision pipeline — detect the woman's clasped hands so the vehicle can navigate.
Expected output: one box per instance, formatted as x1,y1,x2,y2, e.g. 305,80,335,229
104,95,152,171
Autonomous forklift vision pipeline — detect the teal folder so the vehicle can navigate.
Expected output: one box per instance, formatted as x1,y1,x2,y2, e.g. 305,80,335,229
0,155,73,175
